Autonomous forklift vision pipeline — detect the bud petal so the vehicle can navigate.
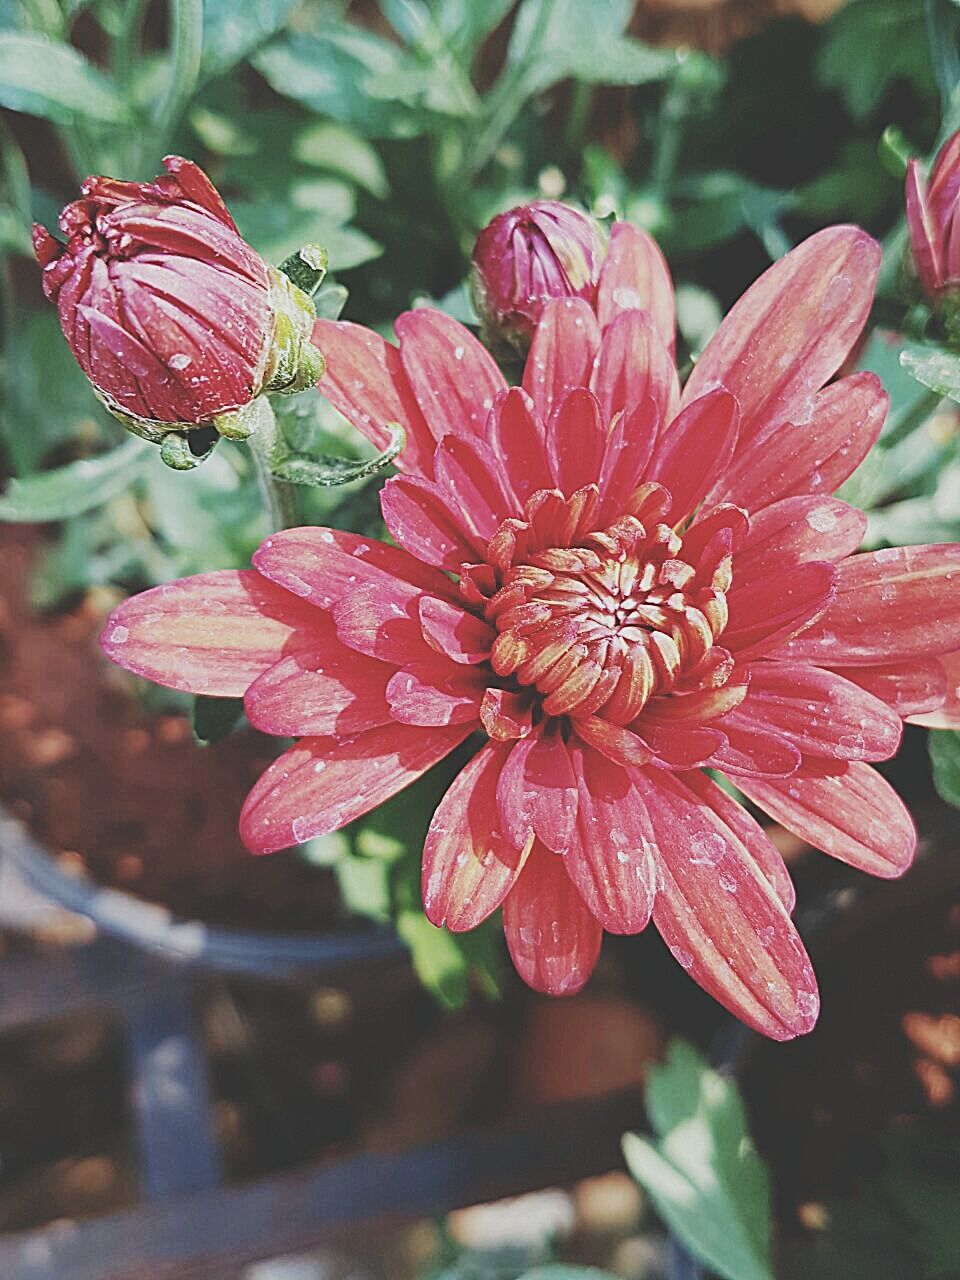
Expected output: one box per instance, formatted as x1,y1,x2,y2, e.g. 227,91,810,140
472,200,607,354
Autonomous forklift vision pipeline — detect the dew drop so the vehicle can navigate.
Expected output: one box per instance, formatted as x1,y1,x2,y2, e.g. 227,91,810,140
109,624,129,645
168,352,192,371
690,832,725,865
806,505,837,533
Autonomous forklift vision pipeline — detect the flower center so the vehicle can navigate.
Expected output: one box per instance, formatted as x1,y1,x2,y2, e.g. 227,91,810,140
465,485,734,725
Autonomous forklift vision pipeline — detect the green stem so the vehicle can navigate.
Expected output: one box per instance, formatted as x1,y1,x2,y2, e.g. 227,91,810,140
153,0,203,152
245,399,299,531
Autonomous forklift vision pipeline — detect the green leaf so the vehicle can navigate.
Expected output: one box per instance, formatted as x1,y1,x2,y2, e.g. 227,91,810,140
623,1039,775,1280
0,33,132,123
0,438,150,522
817,0,932,121
518,1269,619,1279
191,695,245,746
900,344,960,404
201,0,298,78
270,425,404,487
293,121,390,198
929,731,960,808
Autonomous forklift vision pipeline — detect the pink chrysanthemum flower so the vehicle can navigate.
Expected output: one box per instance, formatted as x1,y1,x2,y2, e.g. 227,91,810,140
102,223,960,1040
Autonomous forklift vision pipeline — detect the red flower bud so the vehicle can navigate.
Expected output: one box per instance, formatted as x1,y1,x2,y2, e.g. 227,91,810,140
906,130,960,306
34,156,323,437
471,200,606,353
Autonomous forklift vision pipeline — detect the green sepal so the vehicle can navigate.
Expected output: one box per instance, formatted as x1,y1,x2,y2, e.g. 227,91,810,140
278,243,328,297
159,428,219,470
213,397,265,441
269,423,404,486
263,263,326,396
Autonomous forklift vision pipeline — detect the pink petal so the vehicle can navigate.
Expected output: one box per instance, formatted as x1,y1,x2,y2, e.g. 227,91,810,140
734,497,866,584
422,741,530,931
646,387,739,523
596,221,675,353
723,561,837,659
566,740,656,933
496,727,579,853
683,226,881,460
244,618,393,736
591,308,679,429
253,527,457,609
486,387,554,506
381,475,482,571
239,721,471,854
521,297,601,425
385,662,485,726
906,649,960,728
596,398,660,523
100,570,319,697
333,581,437,665
434,434,516,540
738,760,917,878
632,768,820,1040
710,372,888,511
313,319,436,477
547,387,606,493
775,544,960,665
682,770,795,911
635,722,726,769
905,158,942,296
707,716,802,778
732,661,903,762
830,658,948,721
418,596,495,664
480,688,535,740
395,308,506,443
502,842,603,996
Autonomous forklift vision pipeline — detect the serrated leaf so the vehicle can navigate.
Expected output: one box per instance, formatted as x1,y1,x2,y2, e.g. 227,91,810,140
0,438,150,521
929,730,960,808
0,33,132,123
191,695,244,746
623,1039,775,1280
900,345,960,404
271,425,404,486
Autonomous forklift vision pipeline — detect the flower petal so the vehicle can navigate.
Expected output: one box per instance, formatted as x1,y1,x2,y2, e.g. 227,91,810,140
422,741,531,931
905,159,942,296
738,759,917,878
707,716,802,778
502,842,603,996
710,372,888,511
681,770,795,911
775,544,960,665
566,739,656,933
646,387,739,523
434,433,516,540
418,595,496,664
522,297,601,425
244,619,394,736
547,387,606,493
313,319,436,476
381,475,482,571
907,649,960,728
100,570,318,696
486,387,553,506
734,497,866,584
732,661,903,762
239,721,471,855
831,658,948,721
396,308,506,442
591,308,679,428
496,726,579,853
723,561,837,659
333,581,437,665
596,221,675,353
632,768,819,1041
683,226,880,459
596,398,659,523
252,527,457,609
385,662,486,726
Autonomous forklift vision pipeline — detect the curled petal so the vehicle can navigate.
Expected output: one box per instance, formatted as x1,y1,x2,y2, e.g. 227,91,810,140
738,760,917,879
381,475,482,571
422,742,531,932
567,739,656,933
418,596,495,664
596,221,675,353
905,157,942,296
502,843,603,996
